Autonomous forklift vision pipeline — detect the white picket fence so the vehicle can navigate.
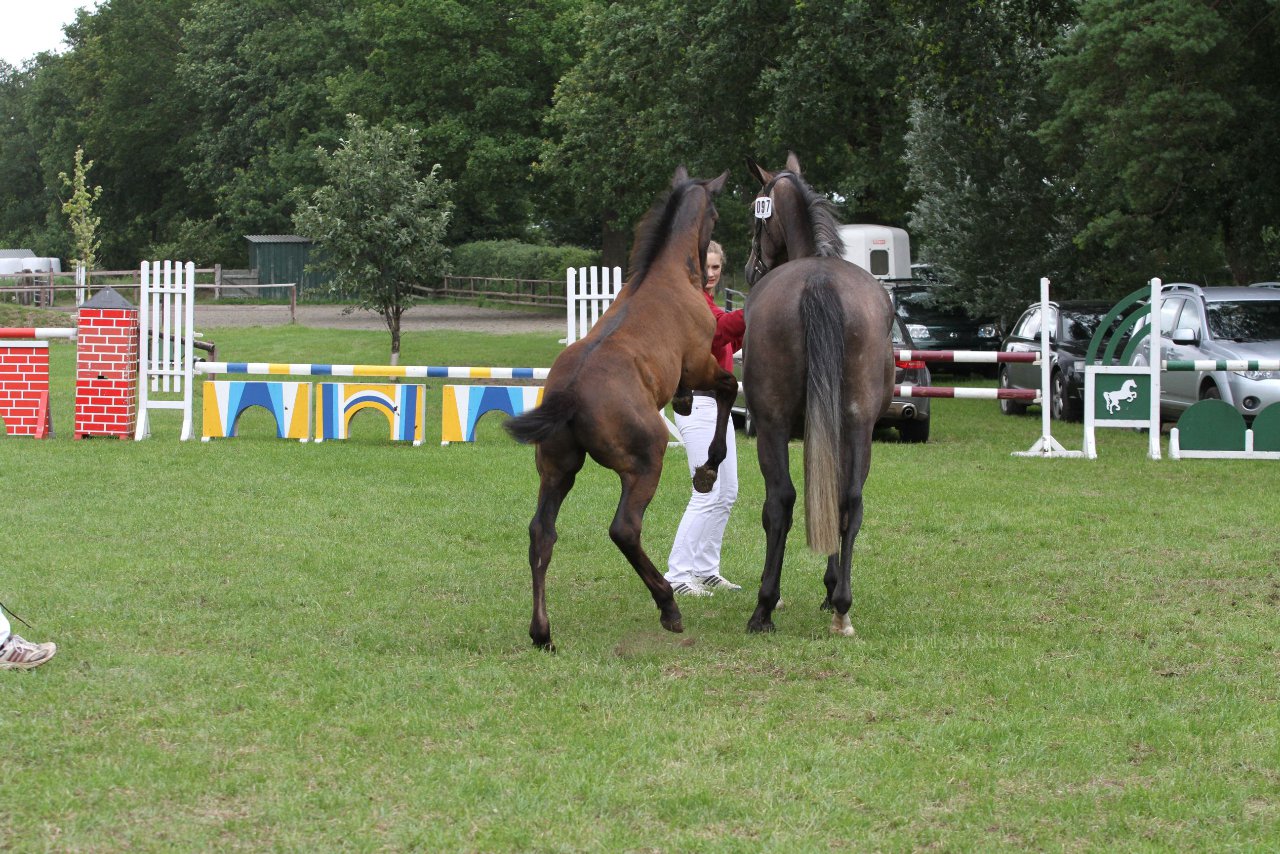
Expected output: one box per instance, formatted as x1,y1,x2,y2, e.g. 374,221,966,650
562,265,623,344
136,260,196,441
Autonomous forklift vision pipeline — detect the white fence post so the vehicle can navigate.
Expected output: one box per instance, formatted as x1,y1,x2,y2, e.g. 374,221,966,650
562,265,623,344
1013,277,1084,458
135,260,196,441
1147,278,1163,460
75,263,87,306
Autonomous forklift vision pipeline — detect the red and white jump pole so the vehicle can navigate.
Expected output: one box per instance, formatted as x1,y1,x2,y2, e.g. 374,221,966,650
0,327,75,340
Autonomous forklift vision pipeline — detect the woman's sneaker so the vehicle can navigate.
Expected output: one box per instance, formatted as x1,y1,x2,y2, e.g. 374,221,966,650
0,635,56,670
671,580,713,597
699,574,742,591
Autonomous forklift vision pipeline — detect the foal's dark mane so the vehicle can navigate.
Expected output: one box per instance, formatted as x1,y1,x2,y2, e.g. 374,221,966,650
627,180,703,290
783,173,845,259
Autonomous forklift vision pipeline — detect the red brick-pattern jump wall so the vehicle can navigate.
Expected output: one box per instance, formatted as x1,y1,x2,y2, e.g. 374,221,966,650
0,342,51,438
74,306,139,439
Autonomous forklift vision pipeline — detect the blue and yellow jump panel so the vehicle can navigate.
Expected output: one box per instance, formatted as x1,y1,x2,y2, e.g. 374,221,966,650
201,381,312,442
315,382,426,445
442,384,543,444
199,362,548,380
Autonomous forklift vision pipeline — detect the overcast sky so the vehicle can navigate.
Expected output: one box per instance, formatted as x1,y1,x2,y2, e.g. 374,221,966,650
1,1,99,68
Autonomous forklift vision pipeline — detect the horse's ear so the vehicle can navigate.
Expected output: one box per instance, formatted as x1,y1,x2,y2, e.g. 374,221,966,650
745,157,770,187
672,166,690,187
705,169,729,195
785,151,803,176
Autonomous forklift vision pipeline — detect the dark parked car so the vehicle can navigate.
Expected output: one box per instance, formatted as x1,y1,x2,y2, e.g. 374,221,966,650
732,316,932,443
999,300,1122,421
890,284,1002,374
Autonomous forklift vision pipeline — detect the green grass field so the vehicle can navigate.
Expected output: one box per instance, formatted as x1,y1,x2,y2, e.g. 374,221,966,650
3,315,1278,850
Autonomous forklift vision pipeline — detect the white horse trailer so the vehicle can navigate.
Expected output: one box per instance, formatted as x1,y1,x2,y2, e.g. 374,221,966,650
837,224,910,280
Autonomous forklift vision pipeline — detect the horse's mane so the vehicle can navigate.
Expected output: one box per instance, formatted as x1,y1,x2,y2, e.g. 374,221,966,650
627,181,699,289
788,174,845,259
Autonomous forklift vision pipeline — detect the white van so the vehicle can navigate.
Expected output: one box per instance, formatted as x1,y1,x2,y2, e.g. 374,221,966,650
837,224,910,280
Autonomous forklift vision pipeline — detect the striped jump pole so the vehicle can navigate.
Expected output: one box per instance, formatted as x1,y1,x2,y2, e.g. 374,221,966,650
1164,359,1280,373
0,327,76,340
196,362,550,380
894,350,1038,365
896,385,1038,401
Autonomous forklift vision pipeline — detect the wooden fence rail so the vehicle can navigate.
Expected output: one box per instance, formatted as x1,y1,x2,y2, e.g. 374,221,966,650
1,267,295,322
424,275,563,307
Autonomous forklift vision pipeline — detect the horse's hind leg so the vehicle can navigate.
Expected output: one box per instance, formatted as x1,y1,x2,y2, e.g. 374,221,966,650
528,442,586,651
828,499,862,637
610,458,683,635
822,554,839,611
828,429,872,638
748,425,794,633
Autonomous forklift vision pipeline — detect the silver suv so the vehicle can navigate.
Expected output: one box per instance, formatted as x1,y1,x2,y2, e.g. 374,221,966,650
1131,283,1280,421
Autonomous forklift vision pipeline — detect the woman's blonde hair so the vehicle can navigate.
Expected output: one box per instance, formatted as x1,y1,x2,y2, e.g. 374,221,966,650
707,240,726,266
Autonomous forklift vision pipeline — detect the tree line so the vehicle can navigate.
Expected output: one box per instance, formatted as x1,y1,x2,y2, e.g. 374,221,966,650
1,0,1277,322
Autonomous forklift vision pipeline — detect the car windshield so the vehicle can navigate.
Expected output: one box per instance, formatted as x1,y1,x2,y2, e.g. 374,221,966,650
894,289,967,323
1061,309,1112,343
1205,299,1280,341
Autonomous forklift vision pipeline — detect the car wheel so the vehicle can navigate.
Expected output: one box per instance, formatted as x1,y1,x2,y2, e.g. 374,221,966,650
898,416,930,444
1199,382,1222,401
1050,370,1081,422
999,366,1028,416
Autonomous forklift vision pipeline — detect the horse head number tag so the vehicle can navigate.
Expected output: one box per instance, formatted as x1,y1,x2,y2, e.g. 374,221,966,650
754,197,773,220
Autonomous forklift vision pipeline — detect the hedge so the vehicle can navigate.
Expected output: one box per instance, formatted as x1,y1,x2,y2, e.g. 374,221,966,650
450,240,600,284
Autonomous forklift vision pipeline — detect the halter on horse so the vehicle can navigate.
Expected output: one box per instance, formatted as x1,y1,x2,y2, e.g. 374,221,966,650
505,167,738,651
741,153,894,637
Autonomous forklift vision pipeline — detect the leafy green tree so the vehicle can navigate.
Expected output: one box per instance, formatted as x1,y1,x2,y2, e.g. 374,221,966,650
542,0,786,265
542,0,916,269
177,0,362,263
293,116,453,364
329,0,581,244
754,0,914,225
51,0,202,266
0,61,58,253
11,50,96,260
1040,0,1280,287
903,0,1079,322
59,146,103,272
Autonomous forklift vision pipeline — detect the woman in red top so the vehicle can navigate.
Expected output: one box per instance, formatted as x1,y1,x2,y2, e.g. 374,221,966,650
666,240,746,596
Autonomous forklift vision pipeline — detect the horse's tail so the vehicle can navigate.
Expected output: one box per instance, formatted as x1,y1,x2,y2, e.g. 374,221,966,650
504,391,578,445
800,276,845,555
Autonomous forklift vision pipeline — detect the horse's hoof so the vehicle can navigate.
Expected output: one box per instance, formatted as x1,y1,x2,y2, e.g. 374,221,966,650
692,465,717,493
819,598,833,612
830,613,855,638
533,638,557,653
747,617,776,634
661,615,684,634
672,392,693,416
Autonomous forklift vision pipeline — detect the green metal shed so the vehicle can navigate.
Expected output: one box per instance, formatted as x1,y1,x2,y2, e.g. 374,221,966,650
244,235,330,301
